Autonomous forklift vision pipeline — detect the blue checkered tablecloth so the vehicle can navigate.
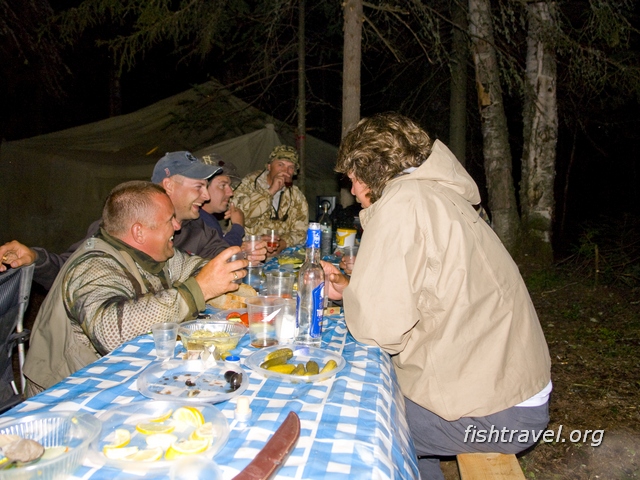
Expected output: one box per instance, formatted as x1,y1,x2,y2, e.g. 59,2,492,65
1,315,419,479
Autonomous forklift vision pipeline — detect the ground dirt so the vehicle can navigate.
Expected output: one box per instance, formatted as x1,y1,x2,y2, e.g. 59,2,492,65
443,259,640,480
13,261,640,479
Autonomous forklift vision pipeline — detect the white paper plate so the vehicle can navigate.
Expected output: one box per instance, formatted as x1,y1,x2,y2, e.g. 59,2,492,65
88,400,229,472
137,360,248,404
245,344,345,383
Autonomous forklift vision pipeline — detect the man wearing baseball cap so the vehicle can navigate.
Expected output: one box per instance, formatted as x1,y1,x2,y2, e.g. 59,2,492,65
0,151,266,288
233,145,309,255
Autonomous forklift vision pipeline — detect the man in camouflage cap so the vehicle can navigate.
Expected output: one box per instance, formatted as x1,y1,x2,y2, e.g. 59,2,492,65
233,145,309,254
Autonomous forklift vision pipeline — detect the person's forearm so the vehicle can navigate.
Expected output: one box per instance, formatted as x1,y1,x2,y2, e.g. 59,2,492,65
32,248,71,290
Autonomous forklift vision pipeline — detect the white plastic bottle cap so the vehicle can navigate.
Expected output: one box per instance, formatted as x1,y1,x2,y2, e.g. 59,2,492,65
235,396,252,422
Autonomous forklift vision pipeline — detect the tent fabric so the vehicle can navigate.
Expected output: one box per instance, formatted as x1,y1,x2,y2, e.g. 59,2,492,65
0,81,339,253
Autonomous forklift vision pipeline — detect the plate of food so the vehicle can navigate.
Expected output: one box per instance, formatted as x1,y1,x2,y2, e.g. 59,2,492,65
277,248,306,269
88,401,229,471
245,344,345,383
137,360,248,404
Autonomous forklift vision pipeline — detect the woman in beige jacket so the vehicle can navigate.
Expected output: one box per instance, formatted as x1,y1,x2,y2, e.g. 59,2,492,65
324,113,551,479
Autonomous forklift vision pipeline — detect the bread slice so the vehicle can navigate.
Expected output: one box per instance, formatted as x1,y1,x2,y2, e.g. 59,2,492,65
208,283,258,309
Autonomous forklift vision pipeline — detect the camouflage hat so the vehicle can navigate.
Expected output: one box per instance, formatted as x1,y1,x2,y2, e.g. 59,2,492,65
268,145,299,169
201,153,242,188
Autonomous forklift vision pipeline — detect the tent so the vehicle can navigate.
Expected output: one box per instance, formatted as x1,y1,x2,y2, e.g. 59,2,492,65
0,81,339,253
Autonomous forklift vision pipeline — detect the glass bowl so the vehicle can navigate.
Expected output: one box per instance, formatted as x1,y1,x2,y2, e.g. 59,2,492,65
178,320,247,356
0,411,101,480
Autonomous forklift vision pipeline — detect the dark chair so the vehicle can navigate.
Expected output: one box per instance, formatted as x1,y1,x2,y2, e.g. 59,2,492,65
0,264,34,413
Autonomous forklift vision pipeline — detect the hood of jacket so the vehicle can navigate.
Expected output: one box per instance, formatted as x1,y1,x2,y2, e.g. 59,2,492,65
360,140,481,228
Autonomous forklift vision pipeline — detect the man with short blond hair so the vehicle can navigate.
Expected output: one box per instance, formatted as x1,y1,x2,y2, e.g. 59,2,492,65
23,180,247,396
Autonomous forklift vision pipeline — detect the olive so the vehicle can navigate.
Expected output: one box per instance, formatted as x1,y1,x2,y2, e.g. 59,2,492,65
227,372,242,391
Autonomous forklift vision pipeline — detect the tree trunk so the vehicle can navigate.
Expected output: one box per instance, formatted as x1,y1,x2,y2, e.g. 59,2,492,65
449,0,468,166
520,1,557,262
297,0,306,194
342,0,363,139
468,0,520,251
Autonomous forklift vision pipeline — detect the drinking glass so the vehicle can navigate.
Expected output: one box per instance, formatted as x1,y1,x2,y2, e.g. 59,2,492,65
245,296,287,348
151,322,179,360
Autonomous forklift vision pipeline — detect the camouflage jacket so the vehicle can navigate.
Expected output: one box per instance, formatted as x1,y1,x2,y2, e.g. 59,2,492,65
24,230,207,391
233,170,308,247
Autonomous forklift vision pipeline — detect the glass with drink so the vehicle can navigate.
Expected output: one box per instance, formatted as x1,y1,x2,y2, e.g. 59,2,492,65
242,234,262,266
245,296,286,348
264,271,295,298
264,229,280,252
228,251,246,284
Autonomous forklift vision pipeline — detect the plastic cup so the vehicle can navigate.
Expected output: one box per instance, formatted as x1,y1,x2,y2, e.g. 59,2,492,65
274,297,297,344
243,262,265,291
245,296,287,348
242,234,263,266
342,245,359,272
228,251,246,284
264,229,280,252
264,271,295,298
151,322,178,360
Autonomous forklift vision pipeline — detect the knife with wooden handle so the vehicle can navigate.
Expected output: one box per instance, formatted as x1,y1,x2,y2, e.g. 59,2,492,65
232,411,301,480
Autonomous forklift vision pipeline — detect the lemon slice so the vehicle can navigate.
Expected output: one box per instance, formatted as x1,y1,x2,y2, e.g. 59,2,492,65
172,406,205,427
135,422,176,435
103,428,131,451
165,439,209,460
189,422,214,441
41,446,69,460
125,447,163,462
146,433,178,450
103,446,139,459
149,409,173,423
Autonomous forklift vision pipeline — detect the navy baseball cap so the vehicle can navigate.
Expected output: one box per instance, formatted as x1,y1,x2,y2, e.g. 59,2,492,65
151,151,221,183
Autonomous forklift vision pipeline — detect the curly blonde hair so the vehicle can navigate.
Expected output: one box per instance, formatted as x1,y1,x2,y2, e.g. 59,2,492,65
336,112,433,204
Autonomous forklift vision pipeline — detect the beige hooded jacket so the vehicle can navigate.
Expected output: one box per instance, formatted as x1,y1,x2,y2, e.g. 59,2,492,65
343,140,551,421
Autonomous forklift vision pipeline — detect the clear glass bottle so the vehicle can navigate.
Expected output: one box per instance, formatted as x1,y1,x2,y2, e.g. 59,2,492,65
295,222,324,347
318,201,333,259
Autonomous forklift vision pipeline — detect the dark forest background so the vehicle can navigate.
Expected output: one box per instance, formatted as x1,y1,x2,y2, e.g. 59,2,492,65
2,0,639,261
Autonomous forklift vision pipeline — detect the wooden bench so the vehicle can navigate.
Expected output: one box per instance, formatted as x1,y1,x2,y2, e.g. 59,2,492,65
457,453,525,479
